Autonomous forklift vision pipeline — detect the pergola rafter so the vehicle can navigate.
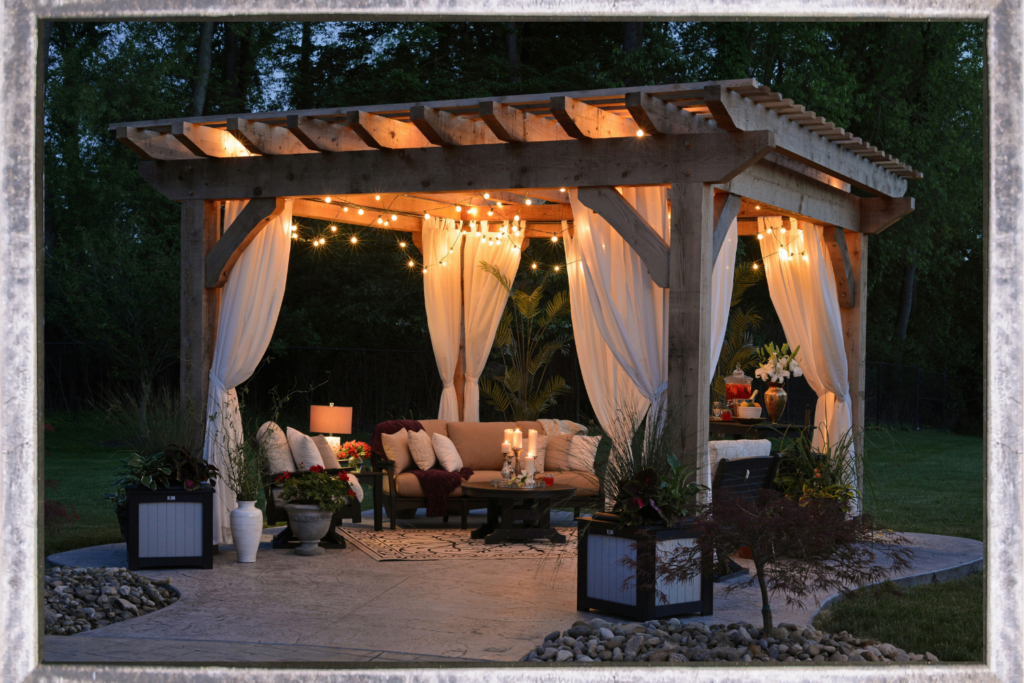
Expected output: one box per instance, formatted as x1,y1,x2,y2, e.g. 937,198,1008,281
111,79,919,482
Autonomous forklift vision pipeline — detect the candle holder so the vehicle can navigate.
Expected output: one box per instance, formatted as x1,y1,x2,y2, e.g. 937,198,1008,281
511,446,524,477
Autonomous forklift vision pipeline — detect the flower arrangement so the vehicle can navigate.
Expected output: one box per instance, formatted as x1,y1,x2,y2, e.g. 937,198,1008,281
275,465,355,511
754,342,803,384
611,455,707,527
340,440,371,463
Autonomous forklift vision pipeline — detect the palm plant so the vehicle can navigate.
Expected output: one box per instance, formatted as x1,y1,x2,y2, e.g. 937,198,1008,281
478,263,572,420
712,261,765,404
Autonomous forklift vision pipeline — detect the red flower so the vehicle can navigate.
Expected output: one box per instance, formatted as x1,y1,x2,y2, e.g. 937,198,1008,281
274,471,292,483
814,468,821,479
309,465,325,473
337,471,350,482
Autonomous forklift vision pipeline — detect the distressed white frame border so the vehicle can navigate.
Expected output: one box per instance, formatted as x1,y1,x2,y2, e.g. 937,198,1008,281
1,1,1018,682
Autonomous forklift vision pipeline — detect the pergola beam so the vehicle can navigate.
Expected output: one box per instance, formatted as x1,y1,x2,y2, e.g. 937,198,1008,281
576,187,670,288
227,118,314,156
860,197,916,234
115,127,198,161
712,192,742,266
139,131,777,201
550,96,641,140
205,198,286,288
409,106,504,146
823,226,856,308
346,111,435,150
478,101,571,143
702,85,907,198
285,115,375,153
172,121,251,158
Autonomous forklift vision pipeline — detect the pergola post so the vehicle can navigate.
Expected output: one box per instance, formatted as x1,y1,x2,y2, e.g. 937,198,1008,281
180,199,220,432
668,182,714,476
841,232,868,497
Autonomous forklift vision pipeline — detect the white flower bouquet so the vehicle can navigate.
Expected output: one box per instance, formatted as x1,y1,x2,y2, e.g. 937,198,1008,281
755,342,803,384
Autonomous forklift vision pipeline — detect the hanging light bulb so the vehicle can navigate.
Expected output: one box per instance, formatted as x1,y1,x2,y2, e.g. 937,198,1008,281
554,265,560,272
484,193,490,199
343,207,349,212
753,263,759,270
325,197,332,203
780,248,788,259
442,260,448,266
551,235,558,242
408,260,415,267
636,129,644,137
531,263,538,270
319,238,326,246
455,206,462,213
375,194,381,201
488,210,494,217
755,205,761,210
350,236,358,244
392,214,398,221
399,241,407,248
291,233,298,240
802,254,809,262
289,224,297,233
757,233,764,240
377,217,383,224
525,199,532,205
384,221,390,227
514,214,520,221
559,188,566,193
330,225,337,232
424,213,430,219
423,268,428,274
469,208,477,215
497,202,502,208
766,227,773,234
357,208,364,215
780,226,787,234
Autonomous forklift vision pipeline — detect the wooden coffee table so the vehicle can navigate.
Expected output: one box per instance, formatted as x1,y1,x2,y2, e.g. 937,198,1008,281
461,481,576,545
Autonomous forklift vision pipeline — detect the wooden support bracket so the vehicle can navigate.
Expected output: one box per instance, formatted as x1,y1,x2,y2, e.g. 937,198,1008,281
346,110,434,150
409,106,504,146
172,121,251,158
285,115,375,152
712,192,742,266
550,96,641,140
478,101,571,143
116,127,198,161
625,92,709,136
576,186,670,288
860,196,915,234
823,225,856,308
227,118,314,155
205,198,286,288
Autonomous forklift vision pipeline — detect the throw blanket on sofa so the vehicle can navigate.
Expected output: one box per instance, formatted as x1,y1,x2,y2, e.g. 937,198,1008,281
371,419,424,464
408,467,473,517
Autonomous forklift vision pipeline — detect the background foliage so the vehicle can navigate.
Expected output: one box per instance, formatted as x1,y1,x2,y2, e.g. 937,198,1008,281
43,21,983,432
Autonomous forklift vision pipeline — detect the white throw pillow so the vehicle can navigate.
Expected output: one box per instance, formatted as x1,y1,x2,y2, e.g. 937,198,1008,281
407,429,437,470
567,435,601,473
257,422,294,474
533,435,550,474
381,429,413,473
432,433,464,472
312,435,341,469
286,427,325,470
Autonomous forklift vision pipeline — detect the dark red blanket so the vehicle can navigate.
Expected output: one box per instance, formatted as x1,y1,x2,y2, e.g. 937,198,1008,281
371,419,424,465
409,467,474,517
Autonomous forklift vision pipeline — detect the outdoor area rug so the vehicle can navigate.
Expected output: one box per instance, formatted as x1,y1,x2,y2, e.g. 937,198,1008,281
338,526,578,561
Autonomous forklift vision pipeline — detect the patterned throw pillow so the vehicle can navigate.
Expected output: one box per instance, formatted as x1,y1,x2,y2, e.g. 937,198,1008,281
407,429,438,470
432,433,464,472
286,427,325,470
381,428,413,473
567,435,601,473
257,422,295,474
533,435,550,474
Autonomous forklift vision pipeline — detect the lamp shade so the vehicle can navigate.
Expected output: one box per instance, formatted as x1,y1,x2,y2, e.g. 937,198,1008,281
310,405,352,435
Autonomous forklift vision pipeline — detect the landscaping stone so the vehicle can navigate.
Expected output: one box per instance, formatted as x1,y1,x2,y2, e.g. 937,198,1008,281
43,566,175,636
522,619,942,664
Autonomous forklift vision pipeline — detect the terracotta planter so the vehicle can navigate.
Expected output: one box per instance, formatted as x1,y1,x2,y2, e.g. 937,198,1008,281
765,383,788,424
284,504,334,556
230,500,263,563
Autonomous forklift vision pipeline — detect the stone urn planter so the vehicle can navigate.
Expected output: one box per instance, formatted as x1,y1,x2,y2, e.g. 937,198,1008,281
230,500,264,563
284,504,335,556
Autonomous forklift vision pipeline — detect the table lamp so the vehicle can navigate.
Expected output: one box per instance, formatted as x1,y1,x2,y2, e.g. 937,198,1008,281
310,403,352,455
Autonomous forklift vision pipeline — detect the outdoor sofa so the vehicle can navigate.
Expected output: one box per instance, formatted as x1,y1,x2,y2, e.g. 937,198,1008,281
378,419,601,530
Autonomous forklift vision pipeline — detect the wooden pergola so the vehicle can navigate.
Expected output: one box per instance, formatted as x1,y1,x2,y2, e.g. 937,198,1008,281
111,78,918,471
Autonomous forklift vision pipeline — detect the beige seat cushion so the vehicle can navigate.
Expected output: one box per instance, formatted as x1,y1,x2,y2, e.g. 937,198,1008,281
387,470,502,498
543,433,574,471
446,422,517,471
547,470,599,497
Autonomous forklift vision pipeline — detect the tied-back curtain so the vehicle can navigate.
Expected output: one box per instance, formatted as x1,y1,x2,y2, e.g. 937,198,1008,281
204,199,293,545
565,220,650,443
462,221,524,422
422,217,463,421
760,218,856,490
567,187,670,416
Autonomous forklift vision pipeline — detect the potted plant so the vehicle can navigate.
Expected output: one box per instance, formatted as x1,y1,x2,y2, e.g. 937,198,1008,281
753,342,802,423
275,465,355,556
223,441,267,563
340,440,372,471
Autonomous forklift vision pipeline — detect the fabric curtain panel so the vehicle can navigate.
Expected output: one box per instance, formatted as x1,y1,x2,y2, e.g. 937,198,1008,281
422,217,464,421
204,199,293,545
760,218,856,489
565,220,650,444
462,221,524,422
567,187,670,416
709,219,739,383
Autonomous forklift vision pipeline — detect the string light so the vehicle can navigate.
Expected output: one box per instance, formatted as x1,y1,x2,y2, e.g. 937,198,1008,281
780,226,787,234
551,235,558,242
531,263,538,269
423,268,428,274
442,260,448,266
343,207,349,212
408,260,415,267
330,225,337,232
456,206,462,212
753,263,759,269
291,234,298,240
357,209,364,216
469,208,477,215
375,194,381,201
496,202,502,208
384,221,390,227
514,214,520,221
554,265,560,272
560,188,566,192
399,241,407,248
636,129,644,137
392,214,398,221
766,227,773,234
803,254,809,262
350,236,358,244
484,193,490,199
525,199,532,205
378,217,384,224
325,197,332,203
318,238,326,246
424,213,430,219
757,233,763,240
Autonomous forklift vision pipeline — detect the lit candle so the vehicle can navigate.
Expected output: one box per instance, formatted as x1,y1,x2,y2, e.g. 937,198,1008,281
501,441,510,454
512,429,523,449
525,453,536,477
504,428,514,447
527,429,537,454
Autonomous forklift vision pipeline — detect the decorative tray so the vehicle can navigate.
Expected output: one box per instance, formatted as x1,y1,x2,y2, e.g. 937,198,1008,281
490,479,547,489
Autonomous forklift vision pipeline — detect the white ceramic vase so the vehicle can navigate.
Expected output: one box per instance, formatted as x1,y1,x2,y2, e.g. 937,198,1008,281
230,500,263,563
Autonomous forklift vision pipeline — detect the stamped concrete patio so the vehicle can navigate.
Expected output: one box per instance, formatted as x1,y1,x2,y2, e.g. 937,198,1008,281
44,511,982,665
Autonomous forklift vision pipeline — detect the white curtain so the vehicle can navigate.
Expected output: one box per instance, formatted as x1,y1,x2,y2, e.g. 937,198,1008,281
568,187,670,417
760,218,856,489
204,199,293,545
462,221,524,422
422,217,464,421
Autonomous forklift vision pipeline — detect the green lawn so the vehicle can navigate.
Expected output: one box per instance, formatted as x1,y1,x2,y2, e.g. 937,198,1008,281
43,411,377,556
811,426,984,661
